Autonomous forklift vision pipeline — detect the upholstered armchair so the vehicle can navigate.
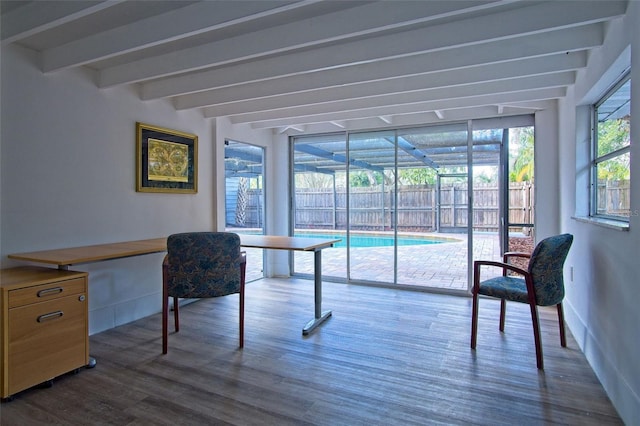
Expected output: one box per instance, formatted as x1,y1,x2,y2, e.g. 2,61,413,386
162,232,246,354
470,233,573,369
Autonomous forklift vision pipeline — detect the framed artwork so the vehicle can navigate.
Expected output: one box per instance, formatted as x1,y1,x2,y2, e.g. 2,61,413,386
136,122,198,193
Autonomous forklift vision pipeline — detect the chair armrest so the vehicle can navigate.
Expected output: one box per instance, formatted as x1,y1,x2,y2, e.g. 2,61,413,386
503,251,531,262
239,251,247,286
473,260,530,288
162,255,169,294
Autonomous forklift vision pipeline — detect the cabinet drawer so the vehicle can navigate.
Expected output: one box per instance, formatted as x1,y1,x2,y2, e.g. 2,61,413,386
8,277,86,308
8,293,88,395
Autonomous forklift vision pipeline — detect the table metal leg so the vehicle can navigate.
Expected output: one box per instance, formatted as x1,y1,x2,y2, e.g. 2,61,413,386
302,249,332,335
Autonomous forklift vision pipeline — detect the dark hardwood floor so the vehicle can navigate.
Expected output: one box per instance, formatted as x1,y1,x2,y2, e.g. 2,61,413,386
1,278,622,425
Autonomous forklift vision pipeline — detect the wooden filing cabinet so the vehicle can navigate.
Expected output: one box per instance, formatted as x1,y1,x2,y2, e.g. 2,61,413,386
0,266,89,399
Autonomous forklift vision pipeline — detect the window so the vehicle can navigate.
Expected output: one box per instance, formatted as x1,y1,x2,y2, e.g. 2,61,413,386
591,72,631,221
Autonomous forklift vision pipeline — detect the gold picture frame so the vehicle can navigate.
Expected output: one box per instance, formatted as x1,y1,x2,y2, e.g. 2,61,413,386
136,122,198,193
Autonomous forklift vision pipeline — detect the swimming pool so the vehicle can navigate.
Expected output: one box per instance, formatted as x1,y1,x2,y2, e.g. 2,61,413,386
294,232,453,248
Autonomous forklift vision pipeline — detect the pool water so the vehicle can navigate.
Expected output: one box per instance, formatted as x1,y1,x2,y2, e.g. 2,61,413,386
294,232,448,248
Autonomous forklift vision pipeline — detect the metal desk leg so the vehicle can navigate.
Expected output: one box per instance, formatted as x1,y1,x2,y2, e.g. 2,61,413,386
302,249,332,335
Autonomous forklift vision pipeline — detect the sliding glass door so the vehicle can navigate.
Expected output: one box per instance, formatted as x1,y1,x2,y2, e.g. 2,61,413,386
291,134,348,279
291,117,534,293
347,130,397,284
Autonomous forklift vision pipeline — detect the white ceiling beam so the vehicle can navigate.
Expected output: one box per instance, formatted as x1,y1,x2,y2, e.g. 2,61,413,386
140,24,604,100
1,1,123,45
137,0,622,98
301,100,550,134
199,66,575,117
243,87,566,128
498,104,545,111
175,51,587,109
42,1,305,72
344,101,553,131
277,125,306,134
221,74,573,122
96,0,504,87
204,71,575,117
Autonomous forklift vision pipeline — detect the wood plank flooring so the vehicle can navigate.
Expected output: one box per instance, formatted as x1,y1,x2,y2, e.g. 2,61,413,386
1,278,622,425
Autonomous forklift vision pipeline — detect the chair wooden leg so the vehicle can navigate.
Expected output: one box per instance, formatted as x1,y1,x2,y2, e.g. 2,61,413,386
162,282,168,355
528,302,544,369
499,299,506,332
173,297,180,332
557,303,567,347
162,256,171,354
239,258,246,348
239,284,245,348
471,290,479,349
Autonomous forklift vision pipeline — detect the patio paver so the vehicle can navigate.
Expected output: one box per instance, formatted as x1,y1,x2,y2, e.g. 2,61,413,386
244,233,504,292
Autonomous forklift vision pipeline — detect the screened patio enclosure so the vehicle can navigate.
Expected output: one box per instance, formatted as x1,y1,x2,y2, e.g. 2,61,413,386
293,124,503,233
224,118,535,292
291,118,535,293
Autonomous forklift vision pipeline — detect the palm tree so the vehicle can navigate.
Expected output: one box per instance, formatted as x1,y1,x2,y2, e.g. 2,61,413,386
235,177,248,226
510,127,534,182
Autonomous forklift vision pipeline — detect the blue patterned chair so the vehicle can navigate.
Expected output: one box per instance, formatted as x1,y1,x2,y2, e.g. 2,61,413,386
470,233,573,369
162,232,246,354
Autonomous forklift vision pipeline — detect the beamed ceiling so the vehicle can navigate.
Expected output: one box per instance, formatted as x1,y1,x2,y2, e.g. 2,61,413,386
1,0,628,135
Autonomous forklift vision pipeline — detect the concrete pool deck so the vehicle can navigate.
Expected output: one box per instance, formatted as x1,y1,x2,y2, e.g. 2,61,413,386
241,232,505,292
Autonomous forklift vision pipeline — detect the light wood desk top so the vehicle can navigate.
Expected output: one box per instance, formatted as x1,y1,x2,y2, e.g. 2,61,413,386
7,235,340,268
8,238,168,267
238,234,340,252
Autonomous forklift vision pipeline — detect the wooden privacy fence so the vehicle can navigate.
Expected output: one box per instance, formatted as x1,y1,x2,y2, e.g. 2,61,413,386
597,179,631,217
231,182,536,232
293,182,534,232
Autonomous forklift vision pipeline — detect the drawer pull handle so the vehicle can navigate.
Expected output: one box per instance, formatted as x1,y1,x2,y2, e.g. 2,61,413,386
37,287,63,297
37,311,64,323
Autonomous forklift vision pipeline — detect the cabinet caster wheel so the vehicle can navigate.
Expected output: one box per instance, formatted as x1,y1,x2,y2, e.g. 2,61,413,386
38,379,54,389
86,356,97,369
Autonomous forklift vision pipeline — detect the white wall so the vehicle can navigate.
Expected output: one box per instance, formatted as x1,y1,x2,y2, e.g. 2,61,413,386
559,5,639,424
267,132,293,276
534,106,561,239
1,45,215,334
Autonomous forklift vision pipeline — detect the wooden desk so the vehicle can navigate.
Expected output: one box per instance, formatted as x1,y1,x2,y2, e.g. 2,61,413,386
8,234,340,335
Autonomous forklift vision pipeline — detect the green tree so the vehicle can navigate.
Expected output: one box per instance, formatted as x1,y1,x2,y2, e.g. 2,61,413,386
398,167,438,185
597,117,630,180
349,170,387,187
